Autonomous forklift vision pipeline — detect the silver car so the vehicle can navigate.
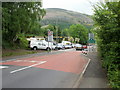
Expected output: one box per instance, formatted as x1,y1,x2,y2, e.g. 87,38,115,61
75,44,83,50
64,45,72,49
56,43,65,50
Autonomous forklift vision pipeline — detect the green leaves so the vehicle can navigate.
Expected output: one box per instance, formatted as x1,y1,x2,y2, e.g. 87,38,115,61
2,2,46,48
93,1,120,88
68,24,88,44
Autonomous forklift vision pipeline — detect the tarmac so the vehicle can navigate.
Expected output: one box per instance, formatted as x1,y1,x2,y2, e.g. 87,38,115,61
78,52,109,88
1,48,110,88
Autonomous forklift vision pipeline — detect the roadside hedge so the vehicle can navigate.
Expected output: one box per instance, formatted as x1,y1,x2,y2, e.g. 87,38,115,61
93,1,120,88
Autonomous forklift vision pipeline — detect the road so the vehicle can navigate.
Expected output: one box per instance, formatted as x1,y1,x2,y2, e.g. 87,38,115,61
1,49,89,88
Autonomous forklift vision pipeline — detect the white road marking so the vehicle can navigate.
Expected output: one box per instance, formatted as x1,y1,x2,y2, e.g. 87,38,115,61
81,59,91,75
0,66,9,69
14,60,22,62
14,60,40,63
30,61,39,63
10,61,47,74
73,59,91,88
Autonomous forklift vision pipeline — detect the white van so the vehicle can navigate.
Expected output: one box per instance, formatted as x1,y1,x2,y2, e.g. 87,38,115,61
30,40,56,50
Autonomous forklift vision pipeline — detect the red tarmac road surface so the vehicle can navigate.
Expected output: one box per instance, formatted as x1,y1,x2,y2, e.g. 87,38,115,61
1,51,88,74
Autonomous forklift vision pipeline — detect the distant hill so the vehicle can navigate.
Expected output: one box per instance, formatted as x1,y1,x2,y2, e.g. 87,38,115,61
41,8,93,29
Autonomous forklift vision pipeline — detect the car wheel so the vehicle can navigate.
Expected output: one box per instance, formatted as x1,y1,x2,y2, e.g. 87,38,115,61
62,48,64,50
55,47,58,50
33,46,37,50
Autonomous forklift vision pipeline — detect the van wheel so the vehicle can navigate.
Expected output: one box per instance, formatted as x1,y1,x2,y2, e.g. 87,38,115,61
46,47,51,51
33,47,37,50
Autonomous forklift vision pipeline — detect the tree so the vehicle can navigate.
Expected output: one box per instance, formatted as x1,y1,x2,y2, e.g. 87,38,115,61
2,2,46,48
69,24,88,44
62,28,70,37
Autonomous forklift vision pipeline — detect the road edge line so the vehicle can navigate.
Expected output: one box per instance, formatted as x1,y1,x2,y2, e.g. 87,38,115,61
72,58,91,88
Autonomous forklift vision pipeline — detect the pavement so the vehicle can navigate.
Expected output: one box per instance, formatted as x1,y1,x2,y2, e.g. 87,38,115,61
78,52,109,88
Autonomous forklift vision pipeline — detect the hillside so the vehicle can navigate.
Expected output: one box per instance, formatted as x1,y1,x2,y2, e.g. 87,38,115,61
41,8,93,29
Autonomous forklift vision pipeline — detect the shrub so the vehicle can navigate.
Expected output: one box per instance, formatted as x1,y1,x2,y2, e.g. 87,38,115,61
16,34,28,49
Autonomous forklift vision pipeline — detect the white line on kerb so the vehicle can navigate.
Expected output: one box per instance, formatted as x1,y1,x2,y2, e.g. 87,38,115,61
73,59,91,88
10,61,47,74
81,59,91,75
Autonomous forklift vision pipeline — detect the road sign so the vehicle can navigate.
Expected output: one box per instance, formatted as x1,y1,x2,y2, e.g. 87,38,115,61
88,39,95,43
89,33,94,39
48,31,53,36
48,31,53,42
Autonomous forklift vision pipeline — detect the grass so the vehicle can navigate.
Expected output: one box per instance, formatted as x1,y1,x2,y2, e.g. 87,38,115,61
2,49,46,57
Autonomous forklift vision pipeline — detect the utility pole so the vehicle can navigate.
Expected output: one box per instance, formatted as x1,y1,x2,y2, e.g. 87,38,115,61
55,20,58,44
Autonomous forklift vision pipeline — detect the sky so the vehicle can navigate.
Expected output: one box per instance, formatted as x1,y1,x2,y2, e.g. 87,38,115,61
42,0,103,15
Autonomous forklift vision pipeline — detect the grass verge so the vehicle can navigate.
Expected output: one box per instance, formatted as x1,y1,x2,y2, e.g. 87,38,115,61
2,49,46,58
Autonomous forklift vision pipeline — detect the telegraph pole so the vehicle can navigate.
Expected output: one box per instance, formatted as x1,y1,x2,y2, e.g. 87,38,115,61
55,20,58,43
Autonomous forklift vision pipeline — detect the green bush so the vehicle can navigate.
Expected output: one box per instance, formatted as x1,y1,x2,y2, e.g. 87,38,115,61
93,2,120,88
108,69,120,88
99,43,119,88
2,34,28,49
2,40,15,49
16,34,28,49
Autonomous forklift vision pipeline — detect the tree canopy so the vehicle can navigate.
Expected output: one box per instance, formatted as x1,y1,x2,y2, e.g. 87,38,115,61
2,2,46,48
68,24,88,44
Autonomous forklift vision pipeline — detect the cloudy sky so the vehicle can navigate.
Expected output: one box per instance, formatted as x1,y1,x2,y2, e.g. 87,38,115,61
42,0,103,15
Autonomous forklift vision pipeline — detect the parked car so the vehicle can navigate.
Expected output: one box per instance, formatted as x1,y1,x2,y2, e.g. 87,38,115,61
82,45,87,49
62,41,71,46
71,44,75,48
56,43,65,50
64,45,72,49
75,44,83,50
